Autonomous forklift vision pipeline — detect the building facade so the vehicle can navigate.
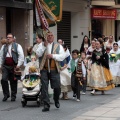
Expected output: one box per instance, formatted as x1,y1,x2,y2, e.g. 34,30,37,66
0,0,33,53
2,0,119,52
91,0,120,41
50,0,90,51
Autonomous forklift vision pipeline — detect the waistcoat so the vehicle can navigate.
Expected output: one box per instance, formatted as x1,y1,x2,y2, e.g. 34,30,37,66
3,42,18,65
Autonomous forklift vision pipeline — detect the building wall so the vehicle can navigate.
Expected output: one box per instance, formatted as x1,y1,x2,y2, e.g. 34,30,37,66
49,0,90,51
0,7,6,39
64,0,90,51
71,9,90,51
11,9,33,55
29,10,33,46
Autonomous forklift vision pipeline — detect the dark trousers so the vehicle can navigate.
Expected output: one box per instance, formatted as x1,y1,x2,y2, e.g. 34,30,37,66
41,70,61,106
1,65,17,98
81,79,87,92
71,73,81,99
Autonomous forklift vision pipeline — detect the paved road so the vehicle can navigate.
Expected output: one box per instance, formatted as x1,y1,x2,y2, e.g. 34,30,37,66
0,84,119,120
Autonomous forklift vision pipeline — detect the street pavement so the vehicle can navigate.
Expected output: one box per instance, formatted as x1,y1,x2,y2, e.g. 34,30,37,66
0,82,120,120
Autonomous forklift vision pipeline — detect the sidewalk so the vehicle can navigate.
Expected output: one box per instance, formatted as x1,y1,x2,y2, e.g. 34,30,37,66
73,97,120,120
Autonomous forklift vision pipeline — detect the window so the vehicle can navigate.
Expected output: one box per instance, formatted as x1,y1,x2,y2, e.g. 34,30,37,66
116,0,120,4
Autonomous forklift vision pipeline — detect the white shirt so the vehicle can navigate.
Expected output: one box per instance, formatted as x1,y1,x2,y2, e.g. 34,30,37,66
65,48,71,59
0,43,24,67
36,42,65,61
32,43,41,53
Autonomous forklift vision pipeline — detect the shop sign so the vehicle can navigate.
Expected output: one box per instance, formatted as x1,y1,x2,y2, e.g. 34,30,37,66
91,8,117,19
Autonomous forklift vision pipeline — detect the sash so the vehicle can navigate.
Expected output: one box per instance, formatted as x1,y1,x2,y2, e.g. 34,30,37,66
40,43,60,72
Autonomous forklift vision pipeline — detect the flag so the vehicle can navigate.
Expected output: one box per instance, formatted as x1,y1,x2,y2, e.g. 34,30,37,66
33,0,63,36
43,0,63,22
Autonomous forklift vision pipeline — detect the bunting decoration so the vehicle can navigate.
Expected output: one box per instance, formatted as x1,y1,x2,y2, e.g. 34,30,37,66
33,0,63,36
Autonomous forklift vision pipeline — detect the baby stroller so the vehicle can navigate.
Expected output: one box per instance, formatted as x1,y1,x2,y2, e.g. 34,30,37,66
21,66,41,107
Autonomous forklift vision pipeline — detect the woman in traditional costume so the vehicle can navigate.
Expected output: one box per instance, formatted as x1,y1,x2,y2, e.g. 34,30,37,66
104,35,115,54
32,34,44,58
89,40,115,95
86,39,96,85
86,40,96,59
60,44,71,100
109,43,120,86
80,35,91,54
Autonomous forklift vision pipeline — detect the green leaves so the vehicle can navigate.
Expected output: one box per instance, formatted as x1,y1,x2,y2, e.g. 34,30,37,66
109,53,120,63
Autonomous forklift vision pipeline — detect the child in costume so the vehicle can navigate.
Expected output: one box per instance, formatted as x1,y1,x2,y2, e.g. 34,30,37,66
68,49,86,101
23,66,40,87
80,52,87,95
22,55,39,80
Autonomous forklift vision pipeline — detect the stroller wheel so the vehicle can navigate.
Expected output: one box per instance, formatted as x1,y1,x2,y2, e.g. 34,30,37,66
21,99,27,107
37,101,40,107
37,98,41,107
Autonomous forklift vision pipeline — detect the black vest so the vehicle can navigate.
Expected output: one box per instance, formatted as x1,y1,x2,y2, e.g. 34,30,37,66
3,42,18,65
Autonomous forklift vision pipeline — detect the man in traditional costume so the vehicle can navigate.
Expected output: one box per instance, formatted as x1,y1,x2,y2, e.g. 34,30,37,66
35,32,65,112
0,33,24,101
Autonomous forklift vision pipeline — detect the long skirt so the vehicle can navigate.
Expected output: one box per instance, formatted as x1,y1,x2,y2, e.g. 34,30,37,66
89,63,115,90
60,68,71,92
110,61,120,85
112,76,120,86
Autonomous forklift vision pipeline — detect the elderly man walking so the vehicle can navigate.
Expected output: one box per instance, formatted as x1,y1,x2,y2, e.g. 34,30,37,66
0,33,24,102
35,32,65,112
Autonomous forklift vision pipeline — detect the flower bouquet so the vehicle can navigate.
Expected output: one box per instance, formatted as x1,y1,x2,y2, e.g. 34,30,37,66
109,53,120,63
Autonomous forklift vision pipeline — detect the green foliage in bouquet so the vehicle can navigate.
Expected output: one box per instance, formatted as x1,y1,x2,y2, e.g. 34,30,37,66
110,53,120,63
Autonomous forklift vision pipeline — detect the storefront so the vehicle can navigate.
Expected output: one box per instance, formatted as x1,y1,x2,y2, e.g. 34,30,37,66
0,0,33,53
91,8,117,39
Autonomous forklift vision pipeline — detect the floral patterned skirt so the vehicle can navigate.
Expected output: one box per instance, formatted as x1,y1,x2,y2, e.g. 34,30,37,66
89,63,115,90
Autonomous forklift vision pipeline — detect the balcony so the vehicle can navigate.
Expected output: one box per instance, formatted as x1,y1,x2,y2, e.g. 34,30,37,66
91,0,115,6
0,0,33,9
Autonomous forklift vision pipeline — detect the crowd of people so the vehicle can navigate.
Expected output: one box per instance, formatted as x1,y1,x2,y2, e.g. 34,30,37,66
0,32,119,112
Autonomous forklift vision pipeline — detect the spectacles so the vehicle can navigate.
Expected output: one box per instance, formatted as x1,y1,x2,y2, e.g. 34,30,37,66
7,37,13,38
